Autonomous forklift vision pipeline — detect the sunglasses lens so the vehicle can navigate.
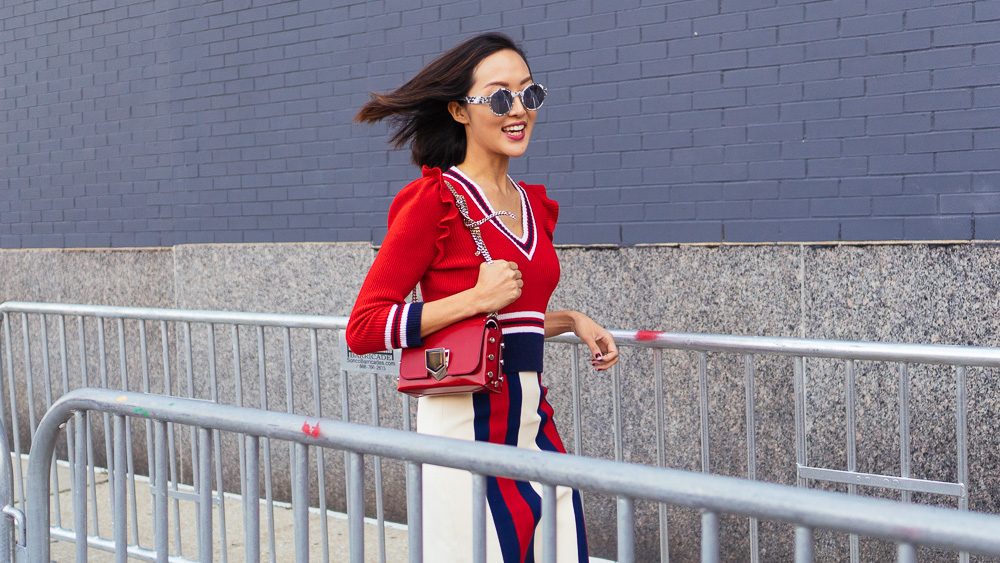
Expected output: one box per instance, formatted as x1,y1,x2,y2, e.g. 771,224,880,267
489,90,514,115
522,84,546,110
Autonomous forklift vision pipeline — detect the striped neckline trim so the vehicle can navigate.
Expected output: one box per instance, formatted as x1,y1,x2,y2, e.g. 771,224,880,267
445,167,537,260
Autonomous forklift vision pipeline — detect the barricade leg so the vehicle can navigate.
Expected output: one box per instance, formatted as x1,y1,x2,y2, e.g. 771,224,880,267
293,443,308,563
406,462,422,563
349,452,364,563
246,435,260,563
618,496,634,563
154,421,168,563
795,526,814,563
198,428,213,563
113,415,127,563
73,411,88,563
701,511,719,563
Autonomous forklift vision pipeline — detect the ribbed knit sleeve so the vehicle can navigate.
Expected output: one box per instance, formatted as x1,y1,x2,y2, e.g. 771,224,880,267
346,167,455,355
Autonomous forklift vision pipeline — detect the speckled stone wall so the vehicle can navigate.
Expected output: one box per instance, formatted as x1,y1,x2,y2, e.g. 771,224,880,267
3,242,1000,561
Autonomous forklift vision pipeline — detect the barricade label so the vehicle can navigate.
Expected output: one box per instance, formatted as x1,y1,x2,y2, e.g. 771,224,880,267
338,332,400,375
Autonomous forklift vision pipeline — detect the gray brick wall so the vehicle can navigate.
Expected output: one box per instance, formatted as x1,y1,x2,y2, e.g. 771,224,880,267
1,0,998,247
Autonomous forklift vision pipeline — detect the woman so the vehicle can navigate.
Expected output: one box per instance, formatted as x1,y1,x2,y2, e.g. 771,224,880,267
346,32,619,562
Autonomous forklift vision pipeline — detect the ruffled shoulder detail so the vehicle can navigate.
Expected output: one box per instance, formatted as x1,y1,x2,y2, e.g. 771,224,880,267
387,166,461,265
518,181,559,241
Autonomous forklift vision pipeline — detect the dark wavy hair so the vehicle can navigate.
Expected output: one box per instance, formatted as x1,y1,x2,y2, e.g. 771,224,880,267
355,32,530,170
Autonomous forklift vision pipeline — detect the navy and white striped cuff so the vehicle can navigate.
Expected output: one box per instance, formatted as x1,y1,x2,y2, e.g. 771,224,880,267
383,302,424,350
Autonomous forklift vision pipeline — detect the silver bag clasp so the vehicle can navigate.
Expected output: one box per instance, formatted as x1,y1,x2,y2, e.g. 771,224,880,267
425,348,450,380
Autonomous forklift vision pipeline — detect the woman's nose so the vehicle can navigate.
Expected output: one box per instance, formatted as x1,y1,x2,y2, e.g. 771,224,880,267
508,94,527,116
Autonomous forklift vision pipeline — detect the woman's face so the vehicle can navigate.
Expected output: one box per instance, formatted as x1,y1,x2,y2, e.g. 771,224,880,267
451,49,537,161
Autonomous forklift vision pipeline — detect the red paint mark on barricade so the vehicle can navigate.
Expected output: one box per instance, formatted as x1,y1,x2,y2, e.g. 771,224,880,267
636,330,663,341
302,421,321,437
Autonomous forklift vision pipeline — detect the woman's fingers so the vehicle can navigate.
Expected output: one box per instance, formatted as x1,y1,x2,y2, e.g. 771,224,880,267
590,331,619,371
474,260,523,311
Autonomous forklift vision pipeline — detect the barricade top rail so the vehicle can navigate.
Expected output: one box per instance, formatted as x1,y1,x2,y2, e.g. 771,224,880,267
0,301,349,330
25,388,1000,559
5,300,1000,367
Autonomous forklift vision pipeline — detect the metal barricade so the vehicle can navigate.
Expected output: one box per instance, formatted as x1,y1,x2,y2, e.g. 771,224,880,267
19,388,1000,563
2,301,999,560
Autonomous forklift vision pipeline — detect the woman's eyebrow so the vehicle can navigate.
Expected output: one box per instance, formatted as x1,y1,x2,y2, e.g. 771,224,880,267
482,76,533,88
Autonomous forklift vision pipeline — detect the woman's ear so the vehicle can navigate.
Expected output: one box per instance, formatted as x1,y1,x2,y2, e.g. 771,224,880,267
448,101,470,125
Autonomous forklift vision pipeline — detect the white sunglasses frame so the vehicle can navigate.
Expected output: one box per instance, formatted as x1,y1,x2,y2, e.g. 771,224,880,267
462,83,548,116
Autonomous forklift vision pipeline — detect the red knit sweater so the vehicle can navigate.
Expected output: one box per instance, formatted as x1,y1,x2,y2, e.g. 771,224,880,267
346,165,561,375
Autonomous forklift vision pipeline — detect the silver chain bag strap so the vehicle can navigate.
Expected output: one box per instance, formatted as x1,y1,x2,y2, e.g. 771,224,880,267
410,178,516,302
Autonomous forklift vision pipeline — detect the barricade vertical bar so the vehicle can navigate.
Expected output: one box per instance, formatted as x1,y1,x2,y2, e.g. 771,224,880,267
283,327,296,489
199,427,214,563
1,314,24,512
117,318,141,547
184,322,201,536
341,366,351,529
257,326,277,563
957,365,969,563
654,348,669,562
74,411,88,563
618,496,635,563
99,317,118,535
80,316,100,535
407,462,422,563
794,356,806,487
898,362,911,503
293,442,309,563
571,346,582,457
208,324,229,563
699,352,710,473
402,393,411,432
234,325,250,543
349,452,365,563
897,543,916,563
613,362,623,462
40,316,63,529
472,473,487,563
371,372,387,563
162,320,182,556
310,328,330,563
21,314,38,441
0,330,9,563
542,484,557,563
745,354,759,563
700,511,719,563
794,526,814,563
59,316,76,490
154,420,169,563
846,359,859,562
113,414,127,563
140,321,157,527
246,435,261,563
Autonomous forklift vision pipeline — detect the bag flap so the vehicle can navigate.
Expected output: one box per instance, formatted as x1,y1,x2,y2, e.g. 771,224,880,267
400,315,491,380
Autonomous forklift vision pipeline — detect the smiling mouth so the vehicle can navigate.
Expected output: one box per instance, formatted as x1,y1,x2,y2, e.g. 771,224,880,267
502,124,525,135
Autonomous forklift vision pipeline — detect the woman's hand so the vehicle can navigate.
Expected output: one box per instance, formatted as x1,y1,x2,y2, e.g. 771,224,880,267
573,313,619,371
545,310,619,371
472,260,523,313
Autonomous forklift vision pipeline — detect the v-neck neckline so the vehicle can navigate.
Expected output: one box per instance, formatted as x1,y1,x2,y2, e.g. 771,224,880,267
446,167,538,260
450,166,528,243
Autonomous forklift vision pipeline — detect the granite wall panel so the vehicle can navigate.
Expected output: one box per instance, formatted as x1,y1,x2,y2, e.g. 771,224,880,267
2,242,1000,560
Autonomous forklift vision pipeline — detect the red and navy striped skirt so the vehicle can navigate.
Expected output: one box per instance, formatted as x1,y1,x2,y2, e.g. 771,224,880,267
417,371,589,562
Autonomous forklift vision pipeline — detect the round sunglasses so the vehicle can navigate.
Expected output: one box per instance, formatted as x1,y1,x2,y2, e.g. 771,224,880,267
463,83,547,116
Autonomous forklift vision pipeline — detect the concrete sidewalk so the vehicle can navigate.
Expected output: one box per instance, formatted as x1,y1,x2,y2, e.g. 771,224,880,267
21,458,613,562
26,459,408,562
